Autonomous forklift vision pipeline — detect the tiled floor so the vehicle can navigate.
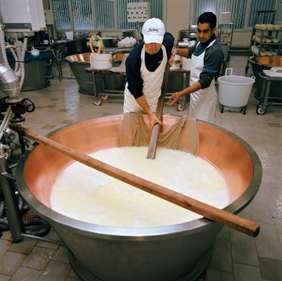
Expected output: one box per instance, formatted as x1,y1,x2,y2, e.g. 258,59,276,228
0,56,281,281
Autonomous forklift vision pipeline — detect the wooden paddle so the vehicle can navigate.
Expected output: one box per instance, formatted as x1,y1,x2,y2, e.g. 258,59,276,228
147,63,170,159
17,126,260,237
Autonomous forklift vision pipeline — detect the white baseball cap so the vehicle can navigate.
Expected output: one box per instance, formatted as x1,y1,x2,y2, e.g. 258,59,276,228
142,18,165,44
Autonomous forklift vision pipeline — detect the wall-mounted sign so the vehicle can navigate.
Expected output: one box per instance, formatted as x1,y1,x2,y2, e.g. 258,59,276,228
127,2,150,23
219,12,232,24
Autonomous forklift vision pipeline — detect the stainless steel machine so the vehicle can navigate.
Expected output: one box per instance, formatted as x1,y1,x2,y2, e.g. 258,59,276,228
0,0,50,241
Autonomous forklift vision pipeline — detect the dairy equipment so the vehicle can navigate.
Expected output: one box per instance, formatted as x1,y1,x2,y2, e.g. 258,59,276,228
16,115,262,281
0,1,47,241
0,0,46,32
0,63,36,241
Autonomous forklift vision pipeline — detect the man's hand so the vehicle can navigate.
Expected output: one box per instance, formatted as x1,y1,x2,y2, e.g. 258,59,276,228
147,112,162,129
168,92,182,106
168,47,177,65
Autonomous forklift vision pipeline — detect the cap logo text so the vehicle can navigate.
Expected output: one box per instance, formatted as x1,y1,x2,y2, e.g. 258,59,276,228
148,28,159,32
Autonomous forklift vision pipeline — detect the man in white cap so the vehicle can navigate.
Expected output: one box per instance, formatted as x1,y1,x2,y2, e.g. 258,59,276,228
123,18,174,128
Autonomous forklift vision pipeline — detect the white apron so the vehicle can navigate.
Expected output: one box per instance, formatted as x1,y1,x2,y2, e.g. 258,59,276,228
123,45,167,113
189,39,217,122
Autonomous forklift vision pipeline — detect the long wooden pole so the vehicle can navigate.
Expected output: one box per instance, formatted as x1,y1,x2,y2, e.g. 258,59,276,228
147,64,170,159
146,100,164,159
18,126,260,237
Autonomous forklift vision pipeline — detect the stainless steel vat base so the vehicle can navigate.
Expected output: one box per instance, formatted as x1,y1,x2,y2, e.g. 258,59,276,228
69,248,212,281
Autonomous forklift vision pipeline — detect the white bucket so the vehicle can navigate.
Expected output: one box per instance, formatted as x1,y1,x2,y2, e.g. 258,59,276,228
65,31,74,40
218,75,255,107
91,53,112,70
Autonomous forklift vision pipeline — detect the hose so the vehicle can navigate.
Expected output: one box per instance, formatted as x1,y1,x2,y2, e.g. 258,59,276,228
0,25,9,68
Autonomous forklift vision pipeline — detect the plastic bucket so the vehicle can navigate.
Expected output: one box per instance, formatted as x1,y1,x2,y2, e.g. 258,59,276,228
218,75,255,107
90,53,112,70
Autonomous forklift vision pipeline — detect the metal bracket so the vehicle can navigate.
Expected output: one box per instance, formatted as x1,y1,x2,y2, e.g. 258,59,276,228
0,143,11,159
1,171,16,181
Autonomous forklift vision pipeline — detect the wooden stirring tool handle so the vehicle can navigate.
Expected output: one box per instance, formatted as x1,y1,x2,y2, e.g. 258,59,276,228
147,99,164,159
147,63,169,159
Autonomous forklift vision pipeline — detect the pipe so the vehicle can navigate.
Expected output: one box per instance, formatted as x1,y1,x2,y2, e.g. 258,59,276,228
0,107,12,140
18,37,27,90
0,157,23,242
0,64,20,103
0,24,9,67
8,46,20,73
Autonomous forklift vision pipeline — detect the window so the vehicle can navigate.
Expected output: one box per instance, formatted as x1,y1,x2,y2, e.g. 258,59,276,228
194,0,247,29
52,0,72,30
95,0,115,29
72,0,94,30
193,0,277,30
51,0,163,31
248,0,276,27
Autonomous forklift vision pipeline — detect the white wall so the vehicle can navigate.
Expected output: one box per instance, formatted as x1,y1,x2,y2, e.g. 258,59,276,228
165,0,193,40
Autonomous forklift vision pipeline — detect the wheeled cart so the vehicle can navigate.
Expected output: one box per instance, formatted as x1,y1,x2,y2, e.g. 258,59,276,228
256,69,282,115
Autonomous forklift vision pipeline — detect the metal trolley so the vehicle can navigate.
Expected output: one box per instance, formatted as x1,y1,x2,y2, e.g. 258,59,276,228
256,70,282,115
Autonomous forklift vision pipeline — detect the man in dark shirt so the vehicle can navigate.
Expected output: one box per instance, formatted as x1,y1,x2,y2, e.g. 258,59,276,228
168,12,224,122
123,18,174,128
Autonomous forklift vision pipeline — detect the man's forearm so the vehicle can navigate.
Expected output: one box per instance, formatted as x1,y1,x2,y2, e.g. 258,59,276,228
179,82,202,97
136,95,161,127
176,48,189,58
136,95,153,115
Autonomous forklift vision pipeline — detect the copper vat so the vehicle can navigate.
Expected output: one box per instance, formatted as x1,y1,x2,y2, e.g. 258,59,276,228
65,53,125,95
65,53,189,96
16,115,262,281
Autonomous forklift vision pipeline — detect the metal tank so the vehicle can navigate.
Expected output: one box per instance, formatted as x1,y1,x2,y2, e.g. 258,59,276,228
65,53,125,95
6,49,53,92
16,115,262,281
65,52,190,101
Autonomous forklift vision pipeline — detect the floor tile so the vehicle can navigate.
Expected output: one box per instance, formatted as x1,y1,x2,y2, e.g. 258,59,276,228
255,222,282,260
64,277,80,281
259,257,282,281
51,246,69,264
0,274,10,281
209,237,233,273
36,241,59,251
0,241,12,257
0,252,26,276
233,263,261,281
11,266,41,281
23,247,56,271
231,230,259,266
0,232,12,242
8,239,37,255
37,261,70,281
205,268,234,281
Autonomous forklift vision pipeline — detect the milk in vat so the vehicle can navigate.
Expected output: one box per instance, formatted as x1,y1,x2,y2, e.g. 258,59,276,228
51,147,230,227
